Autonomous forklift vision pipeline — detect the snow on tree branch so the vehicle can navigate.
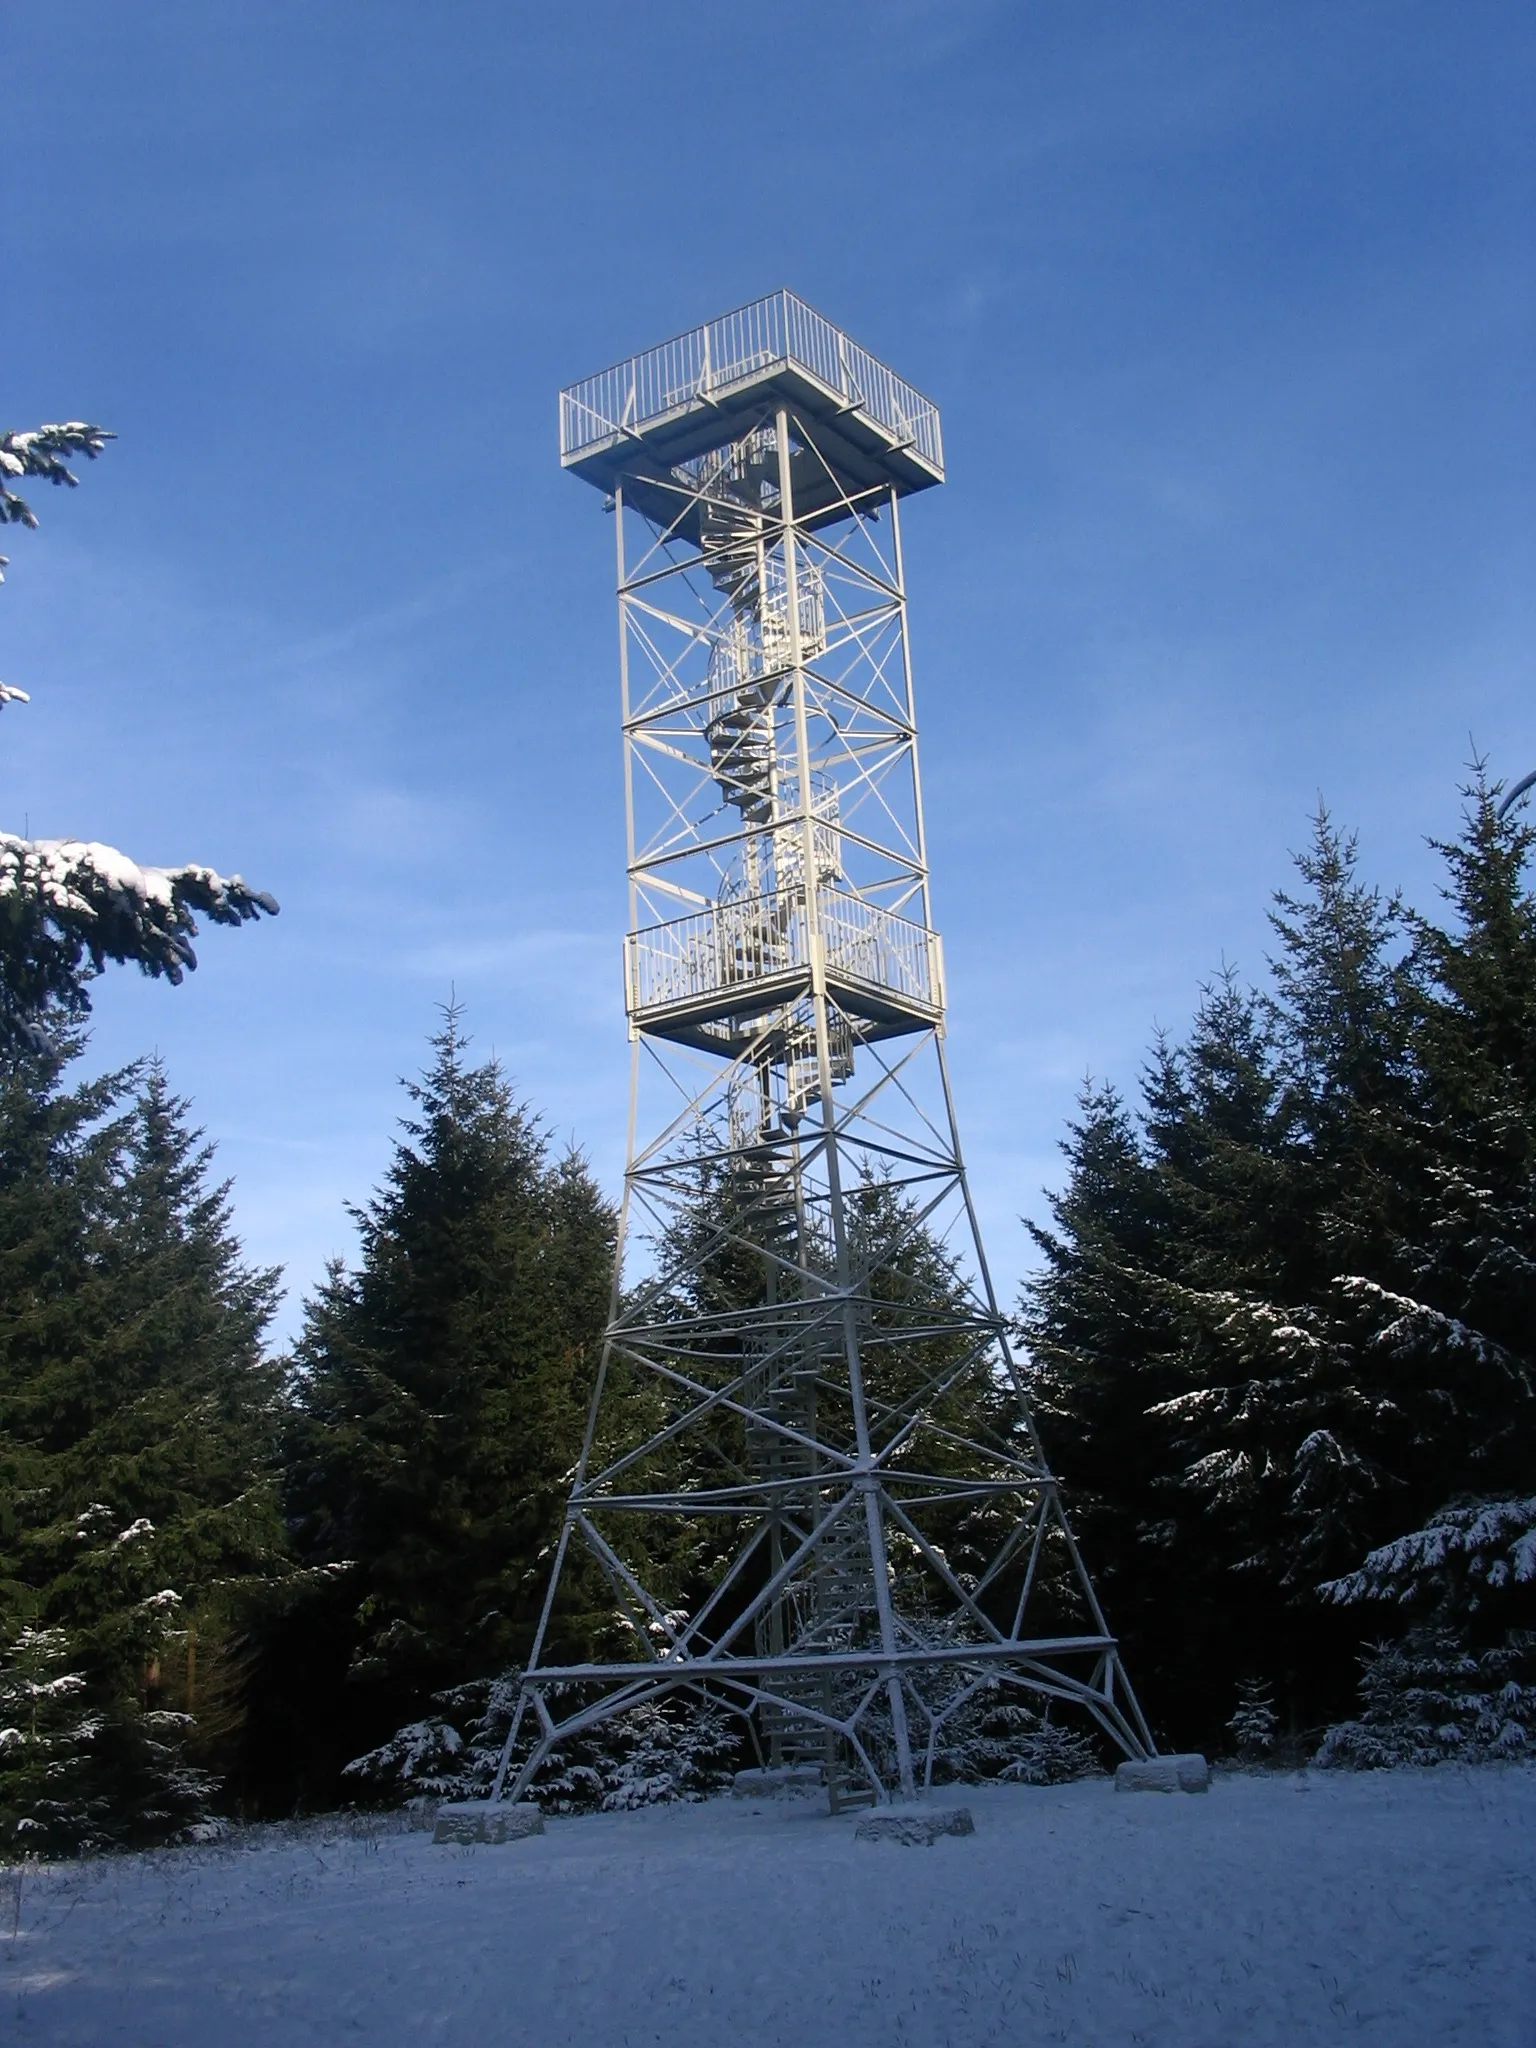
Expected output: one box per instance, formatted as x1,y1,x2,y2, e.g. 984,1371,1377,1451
0,832,278,1044
1321,1496,1536,1607
2,423,113,695
0,424,280,1041
1333,1274,1514,1373
0,424,114,549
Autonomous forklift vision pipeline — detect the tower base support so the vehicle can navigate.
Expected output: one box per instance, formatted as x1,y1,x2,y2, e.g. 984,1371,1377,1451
499,1638,1152,1816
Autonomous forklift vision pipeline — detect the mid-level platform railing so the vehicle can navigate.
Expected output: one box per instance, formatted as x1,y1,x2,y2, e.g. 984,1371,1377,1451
560,290,943,477
625,887,941,1026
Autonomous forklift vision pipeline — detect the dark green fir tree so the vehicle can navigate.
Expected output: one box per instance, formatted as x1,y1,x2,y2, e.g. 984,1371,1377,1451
1022,781,1536,1751
269,1007,616,1805
1020,1077,1200,1734
0,1042,286,1851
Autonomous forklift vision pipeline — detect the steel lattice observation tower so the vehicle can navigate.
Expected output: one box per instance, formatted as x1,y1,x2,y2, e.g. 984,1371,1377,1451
492,291,1153,1811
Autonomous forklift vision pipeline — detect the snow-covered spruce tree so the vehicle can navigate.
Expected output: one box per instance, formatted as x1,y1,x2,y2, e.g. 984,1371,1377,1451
1315,1496,1536,1766
1314,1629,1536,1768
1099,812,1496,1741
1161,791,1536,1688
344,1678,740,1814
1022,787,1536,1743
925,1689,1100,1787
1019,1085,1168,1642
0,423,276,1047
345,1163,1029,1812
271,1007,617,1808
0,1040,287,1851
1144,815,1425,1582
1388,772,1536,1487
849,1655,1102,1789
1227,1678,1279,1762
1021,976,1304,1740
1305,778,1536,1768
0,1629,101,1849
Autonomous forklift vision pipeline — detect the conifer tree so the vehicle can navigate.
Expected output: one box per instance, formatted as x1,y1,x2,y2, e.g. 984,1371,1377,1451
1161,795,1534,1652
1145,816,1421,1588
0,1042,285,1850
274,1008,616,1801
1022,779,1536,1746
1386,773,1536,1487
1020,1081,1173,1664
1021,1005,1297,1738
1309,776,1536,1760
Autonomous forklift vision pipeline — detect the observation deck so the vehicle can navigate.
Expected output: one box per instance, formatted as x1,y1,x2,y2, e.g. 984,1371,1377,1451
560,290,944,532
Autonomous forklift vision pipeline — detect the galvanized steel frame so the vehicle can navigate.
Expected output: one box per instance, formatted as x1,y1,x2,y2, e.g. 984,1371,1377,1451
496,322,1150,1810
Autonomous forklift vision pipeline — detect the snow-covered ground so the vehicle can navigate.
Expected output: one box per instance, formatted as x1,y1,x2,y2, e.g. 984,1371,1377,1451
5,1767,1534,2047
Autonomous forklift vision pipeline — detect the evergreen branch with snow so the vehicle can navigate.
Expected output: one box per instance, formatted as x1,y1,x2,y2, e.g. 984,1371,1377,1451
0,424,114,546
0,424,280,1035
0,832,278,1045
1321,1496,1536,1609
1,423,113,692
1334,1274,1522,1378
1314,1627,1536,1768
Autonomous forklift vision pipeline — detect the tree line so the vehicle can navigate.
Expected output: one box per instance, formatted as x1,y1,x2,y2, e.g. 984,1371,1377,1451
1022,779,1536,1761
1,423,1530,1847
2,776,1531,1850
0,1010,618,1848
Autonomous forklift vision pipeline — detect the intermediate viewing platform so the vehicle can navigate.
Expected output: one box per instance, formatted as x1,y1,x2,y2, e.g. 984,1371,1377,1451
625,886,945,1051
560,290,944,527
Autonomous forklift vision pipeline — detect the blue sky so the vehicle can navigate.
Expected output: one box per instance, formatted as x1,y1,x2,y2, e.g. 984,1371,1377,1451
4,1,1532,1339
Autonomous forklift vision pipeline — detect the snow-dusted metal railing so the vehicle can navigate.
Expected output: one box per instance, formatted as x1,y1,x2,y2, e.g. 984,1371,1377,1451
625,888,939,1020
560,290,943,476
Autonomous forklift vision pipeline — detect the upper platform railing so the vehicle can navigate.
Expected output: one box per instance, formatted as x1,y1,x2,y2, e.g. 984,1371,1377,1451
559,290,944,478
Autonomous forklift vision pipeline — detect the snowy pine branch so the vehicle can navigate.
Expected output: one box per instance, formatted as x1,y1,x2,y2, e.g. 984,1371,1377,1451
0,424,114,547
1,422,114,697
1333,1275,1515,1375
1321,1497,1536,1608
0,832,278,1044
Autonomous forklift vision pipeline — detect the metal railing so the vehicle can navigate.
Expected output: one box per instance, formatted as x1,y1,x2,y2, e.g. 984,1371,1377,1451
817,892,936,1010
626,893,807,1015
561,291,943,476
625,887,940,1021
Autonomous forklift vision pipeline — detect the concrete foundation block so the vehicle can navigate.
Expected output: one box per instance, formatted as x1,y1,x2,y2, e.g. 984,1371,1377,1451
855,1807,975,1845
432,1801,545,1845
1114,1753,1211,1795
732,1766,823,1798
